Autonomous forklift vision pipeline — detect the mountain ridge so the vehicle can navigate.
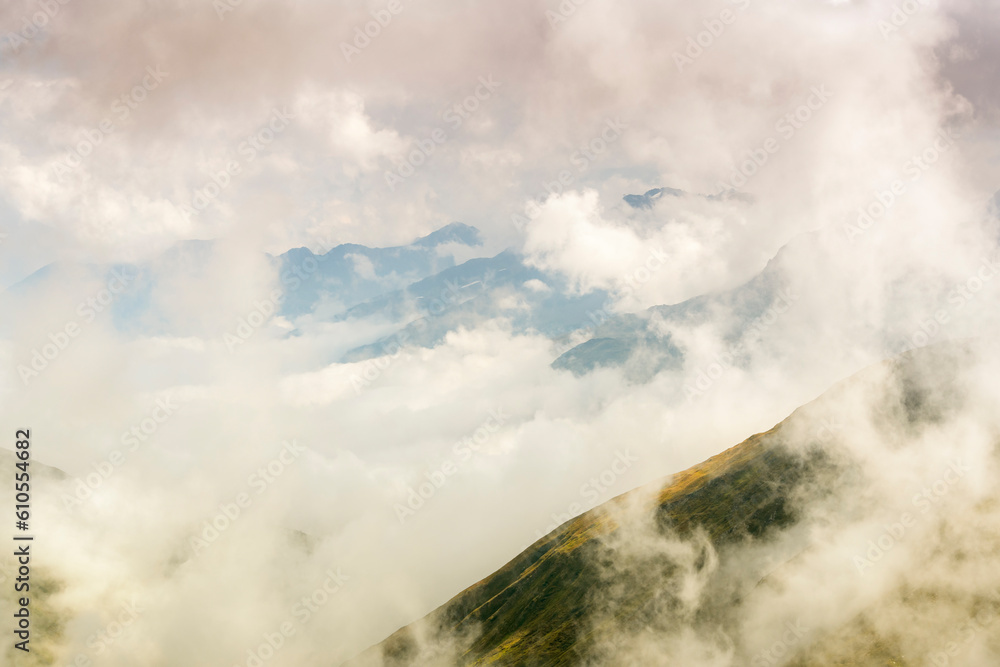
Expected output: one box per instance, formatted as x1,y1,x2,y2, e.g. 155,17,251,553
343,341,983,666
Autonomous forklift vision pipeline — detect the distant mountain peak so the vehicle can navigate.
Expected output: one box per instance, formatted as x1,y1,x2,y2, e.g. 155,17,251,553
623,187,683,210
412,222,483,248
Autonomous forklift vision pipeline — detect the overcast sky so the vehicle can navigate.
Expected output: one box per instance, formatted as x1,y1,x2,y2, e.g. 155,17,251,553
2,0,1000,664
0,0,996,288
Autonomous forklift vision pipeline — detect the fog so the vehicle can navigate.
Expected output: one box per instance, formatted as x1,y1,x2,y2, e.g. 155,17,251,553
1,0,999,664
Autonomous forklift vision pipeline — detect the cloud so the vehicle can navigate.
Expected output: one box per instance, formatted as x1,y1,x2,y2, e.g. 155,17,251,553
1,0,1000,664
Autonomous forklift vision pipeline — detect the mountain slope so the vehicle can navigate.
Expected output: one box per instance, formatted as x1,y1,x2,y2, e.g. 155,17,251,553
348,425,831,666
549,231,797,379
345,342,997,666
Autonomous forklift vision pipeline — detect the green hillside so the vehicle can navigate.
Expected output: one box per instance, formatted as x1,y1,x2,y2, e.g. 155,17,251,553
346,344,997,666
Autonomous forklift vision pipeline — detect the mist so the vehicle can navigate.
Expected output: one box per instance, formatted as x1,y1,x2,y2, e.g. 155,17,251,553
1,0,999,665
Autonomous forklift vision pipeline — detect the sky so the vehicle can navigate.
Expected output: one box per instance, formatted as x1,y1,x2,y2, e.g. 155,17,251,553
1,0,1000,665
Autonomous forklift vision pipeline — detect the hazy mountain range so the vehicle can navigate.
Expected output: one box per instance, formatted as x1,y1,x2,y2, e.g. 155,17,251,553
3,190,998,665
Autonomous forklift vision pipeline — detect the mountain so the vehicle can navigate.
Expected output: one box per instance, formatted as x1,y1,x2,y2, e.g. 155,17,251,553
277,222,484,319
345,342,998,666
622,186,752,209
550,234,795,379
0,223,486,336
550,222,998,381
339,250,609,362
623,187,684,210
411,223,483,248
560,188,1000,381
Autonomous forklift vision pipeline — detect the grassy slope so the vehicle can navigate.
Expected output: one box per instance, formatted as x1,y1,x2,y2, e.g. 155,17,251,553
351,423,838,666
348,345,981,666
